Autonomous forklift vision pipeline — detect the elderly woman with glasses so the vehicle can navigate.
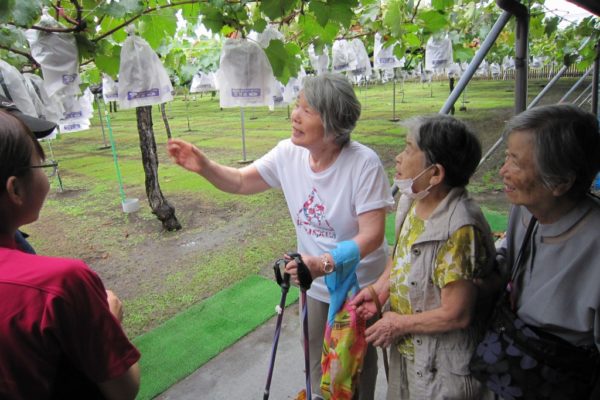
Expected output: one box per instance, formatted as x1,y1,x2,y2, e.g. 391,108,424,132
0,110,141,400
168,72,394,399
351,114,496,400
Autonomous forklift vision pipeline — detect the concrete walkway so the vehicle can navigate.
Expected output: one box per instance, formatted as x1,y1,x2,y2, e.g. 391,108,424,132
155,303,388,399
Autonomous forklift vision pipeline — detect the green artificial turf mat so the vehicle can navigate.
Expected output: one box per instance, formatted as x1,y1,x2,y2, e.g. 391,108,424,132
133,275,299,400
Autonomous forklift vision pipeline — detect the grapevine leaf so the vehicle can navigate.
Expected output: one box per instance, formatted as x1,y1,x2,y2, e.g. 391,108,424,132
419,10,448,34
180,3,202,24
251,18,268,33
139,12,177,50
100,17,128,43
404,32,421,47
544,16,559,37
298,14,339,43
97,0,144,19
453,46,474,62
360,3,380,24
383,1,404,37
6,0,43,27
94,43,121,77
0,25,27,49
81,67,100,86
309,0,357,29
75,33,96,62
198,4,226,34
431,0,454,11
259,0,299,20
264,39,302,84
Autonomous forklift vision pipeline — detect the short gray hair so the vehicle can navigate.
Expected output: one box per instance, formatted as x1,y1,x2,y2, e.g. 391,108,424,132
504,104,600,197
302,73,361,147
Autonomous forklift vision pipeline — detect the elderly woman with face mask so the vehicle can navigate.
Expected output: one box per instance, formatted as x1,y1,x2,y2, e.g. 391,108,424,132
475,104,600,399
351,114,496,400
168,72,394,399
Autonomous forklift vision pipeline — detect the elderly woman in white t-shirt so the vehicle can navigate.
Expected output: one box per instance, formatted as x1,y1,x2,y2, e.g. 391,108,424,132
167,72,394,399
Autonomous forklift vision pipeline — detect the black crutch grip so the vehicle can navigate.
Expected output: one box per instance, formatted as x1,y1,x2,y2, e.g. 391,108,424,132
273,259,291,290
287,252,312,290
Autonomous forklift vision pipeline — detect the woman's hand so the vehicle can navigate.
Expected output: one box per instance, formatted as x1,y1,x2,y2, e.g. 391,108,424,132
365,311,406,347
167,138,208,174
106,289,124,323
349,285,387,320
283,253,323,286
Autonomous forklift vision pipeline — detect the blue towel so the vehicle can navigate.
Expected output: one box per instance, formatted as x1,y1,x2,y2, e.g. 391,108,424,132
324,241,360,325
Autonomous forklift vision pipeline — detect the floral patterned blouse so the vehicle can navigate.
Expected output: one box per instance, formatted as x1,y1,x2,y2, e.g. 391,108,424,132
389,205,488,358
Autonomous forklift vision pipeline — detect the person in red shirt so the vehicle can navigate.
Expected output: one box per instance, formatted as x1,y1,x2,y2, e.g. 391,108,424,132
0,109,141,399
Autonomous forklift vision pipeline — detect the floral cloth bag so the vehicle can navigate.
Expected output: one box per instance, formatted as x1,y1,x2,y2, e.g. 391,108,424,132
320,250,367,400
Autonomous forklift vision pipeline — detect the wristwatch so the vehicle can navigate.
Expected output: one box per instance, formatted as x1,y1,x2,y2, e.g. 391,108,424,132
321,255,335,274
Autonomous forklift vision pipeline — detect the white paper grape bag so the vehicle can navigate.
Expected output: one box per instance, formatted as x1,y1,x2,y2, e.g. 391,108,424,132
25,9,80,98
118,29,173,109
216,38,277,108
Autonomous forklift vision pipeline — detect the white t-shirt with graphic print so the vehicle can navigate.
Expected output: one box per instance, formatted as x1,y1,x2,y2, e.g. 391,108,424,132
254,139,395,302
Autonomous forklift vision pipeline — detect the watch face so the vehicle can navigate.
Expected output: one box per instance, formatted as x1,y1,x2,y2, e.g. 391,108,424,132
322,258,333,274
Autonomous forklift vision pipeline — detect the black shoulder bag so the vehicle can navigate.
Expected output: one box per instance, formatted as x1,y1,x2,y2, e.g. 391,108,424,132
469,217,600,399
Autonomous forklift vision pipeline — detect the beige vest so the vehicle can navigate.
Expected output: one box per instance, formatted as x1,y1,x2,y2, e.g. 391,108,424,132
394,187,495,384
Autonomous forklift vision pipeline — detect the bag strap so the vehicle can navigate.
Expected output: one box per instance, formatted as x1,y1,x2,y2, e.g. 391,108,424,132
507,215,537,310
367,285,389,382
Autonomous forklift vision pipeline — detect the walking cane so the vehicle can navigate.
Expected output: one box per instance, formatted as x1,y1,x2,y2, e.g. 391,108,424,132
288,253,313,399
263,259,291,400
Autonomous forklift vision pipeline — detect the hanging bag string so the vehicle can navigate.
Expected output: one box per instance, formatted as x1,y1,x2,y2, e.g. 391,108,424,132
367,285,389,382
507,215,537,311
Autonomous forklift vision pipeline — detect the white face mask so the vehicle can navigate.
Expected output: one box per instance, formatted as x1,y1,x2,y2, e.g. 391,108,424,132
393,165,435,200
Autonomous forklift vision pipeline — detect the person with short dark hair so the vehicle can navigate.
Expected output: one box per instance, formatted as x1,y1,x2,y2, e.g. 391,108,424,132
351,114,496,399
168,72,394,399
0,110,141,400
0,94,57,254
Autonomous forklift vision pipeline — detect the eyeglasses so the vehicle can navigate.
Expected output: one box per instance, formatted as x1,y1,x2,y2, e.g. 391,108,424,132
28,161,59,178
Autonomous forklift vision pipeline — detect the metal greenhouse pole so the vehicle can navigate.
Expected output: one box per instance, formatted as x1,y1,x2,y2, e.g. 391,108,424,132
559,67,592,103
501,0,529,114
592,40,600,116
528,37,591,109
439,11,513,115
478,0,529,167
572,82,593,105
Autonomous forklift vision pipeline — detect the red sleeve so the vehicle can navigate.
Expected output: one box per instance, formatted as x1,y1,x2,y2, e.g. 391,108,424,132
43,261,140,382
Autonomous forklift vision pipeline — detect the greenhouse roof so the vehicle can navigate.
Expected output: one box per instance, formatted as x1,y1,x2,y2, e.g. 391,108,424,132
569,0,600,16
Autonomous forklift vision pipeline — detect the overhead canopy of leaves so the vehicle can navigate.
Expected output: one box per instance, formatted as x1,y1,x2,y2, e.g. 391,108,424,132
0,0,597,86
